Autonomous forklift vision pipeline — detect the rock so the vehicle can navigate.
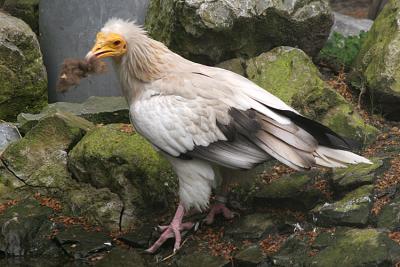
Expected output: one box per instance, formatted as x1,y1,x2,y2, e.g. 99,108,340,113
246,47,378,145
94,247,147,267
368,0,389,20
310,228,400,266
0,12,47,121
176,251,229,267
0,198,61,256
312,185,373,227
1,113,126,230
216,58,246,77
331,12,372,38
0,123,21,154
17,96,129,134
117,225,155,248
226,213,276,240
331,159,383,191
377,196,400,230
68,124,178,221
1,0,39,34
352,0,400,120
145,0,334,65
272,235,310,266
234,244,265,266
54,226,113,260
65,185,127,230
2,112,93,187
252,172,326,210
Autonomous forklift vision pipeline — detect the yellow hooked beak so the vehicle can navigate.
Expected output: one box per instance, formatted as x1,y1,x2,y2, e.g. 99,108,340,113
86,32,127,60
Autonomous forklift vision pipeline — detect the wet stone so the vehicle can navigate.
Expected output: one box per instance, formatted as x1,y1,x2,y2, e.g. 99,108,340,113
312,185,373,227
54,226,113,260
225,213,276,240
176,250,229,267
234,244,265,266
117,225,154,248
94,247,147,267
0,198,60,257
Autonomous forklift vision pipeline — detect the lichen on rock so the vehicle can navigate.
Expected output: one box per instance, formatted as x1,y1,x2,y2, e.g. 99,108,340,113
145,0,334,65
0,11,47,121
68,124,178,219
351,0,400,120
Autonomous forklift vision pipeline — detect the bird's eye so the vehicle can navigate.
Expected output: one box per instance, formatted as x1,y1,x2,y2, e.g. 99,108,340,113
113,40,121,46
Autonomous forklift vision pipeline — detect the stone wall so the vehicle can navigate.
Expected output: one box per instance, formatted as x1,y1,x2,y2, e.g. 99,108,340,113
39,0,149,103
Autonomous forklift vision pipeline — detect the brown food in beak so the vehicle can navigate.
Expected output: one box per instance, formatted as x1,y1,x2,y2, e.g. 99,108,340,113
57,57,107,92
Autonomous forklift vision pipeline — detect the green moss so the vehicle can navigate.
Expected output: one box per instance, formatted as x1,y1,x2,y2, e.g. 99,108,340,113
256,173,311,199
3,0,39,34
332,158,383,189
0,12,47,121
246,47,378,145
351,0,400,118
68,124,177,214
2,112,93,185
333,185,373,213
318,31,367,70
216,58,246,76
311,228,400,266
322,104,379,144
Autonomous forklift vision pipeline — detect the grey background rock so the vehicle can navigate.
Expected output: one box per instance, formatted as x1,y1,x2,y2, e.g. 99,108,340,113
39,0,149,103
331,12,373,37
0,123,21,154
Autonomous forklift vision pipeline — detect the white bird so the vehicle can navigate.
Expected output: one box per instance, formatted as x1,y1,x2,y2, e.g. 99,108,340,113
85,19,372,253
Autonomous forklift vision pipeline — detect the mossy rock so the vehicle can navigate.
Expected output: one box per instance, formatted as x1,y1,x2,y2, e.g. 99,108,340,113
145,0,333,65
252,171,326,210
2,112,93,186
351,0,400,120
17,96,130,134
0,12,47,121
310,228,400,266
331,159,383,191
2,0,39,34
245,47,378,146
312,185,373,227
0,113,127,230
68,124,178,217
377,196,400,230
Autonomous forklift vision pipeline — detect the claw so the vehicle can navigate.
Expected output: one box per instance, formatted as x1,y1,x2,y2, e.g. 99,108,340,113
146,203,194,253
204,202,238,225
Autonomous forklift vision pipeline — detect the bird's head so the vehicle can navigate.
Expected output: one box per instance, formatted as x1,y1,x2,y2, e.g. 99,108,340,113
86,32,127,60
86,18,145,61
85,18,168,81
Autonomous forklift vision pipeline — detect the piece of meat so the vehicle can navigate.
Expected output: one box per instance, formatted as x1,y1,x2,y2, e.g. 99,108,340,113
57,58,107,92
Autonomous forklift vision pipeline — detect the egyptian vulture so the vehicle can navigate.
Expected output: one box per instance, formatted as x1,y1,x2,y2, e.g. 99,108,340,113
85,19,371,253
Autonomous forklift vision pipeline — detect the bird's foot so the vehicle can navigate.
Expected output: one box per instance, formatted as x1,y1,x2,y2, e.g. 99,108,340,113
145,204,194,254
204,196,238,225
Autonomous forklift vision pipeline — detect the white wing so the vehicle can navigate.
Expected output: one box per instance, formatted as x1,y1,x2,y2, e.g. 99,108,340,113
130,69,371,171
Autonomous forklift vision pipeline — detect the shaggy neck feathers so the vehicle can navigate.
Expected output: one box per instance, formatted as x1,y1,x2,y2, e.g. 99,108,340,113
101,19,169,82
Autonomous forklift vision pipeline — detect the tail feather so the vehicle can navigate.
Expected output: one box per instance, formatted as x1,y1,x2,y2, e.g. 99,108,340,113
314,146,372,168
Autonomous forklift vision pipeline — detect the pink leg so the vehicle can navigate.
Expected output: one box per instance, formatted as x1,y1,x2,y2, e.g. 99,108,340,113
204,196,238,225
145,203,194,253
